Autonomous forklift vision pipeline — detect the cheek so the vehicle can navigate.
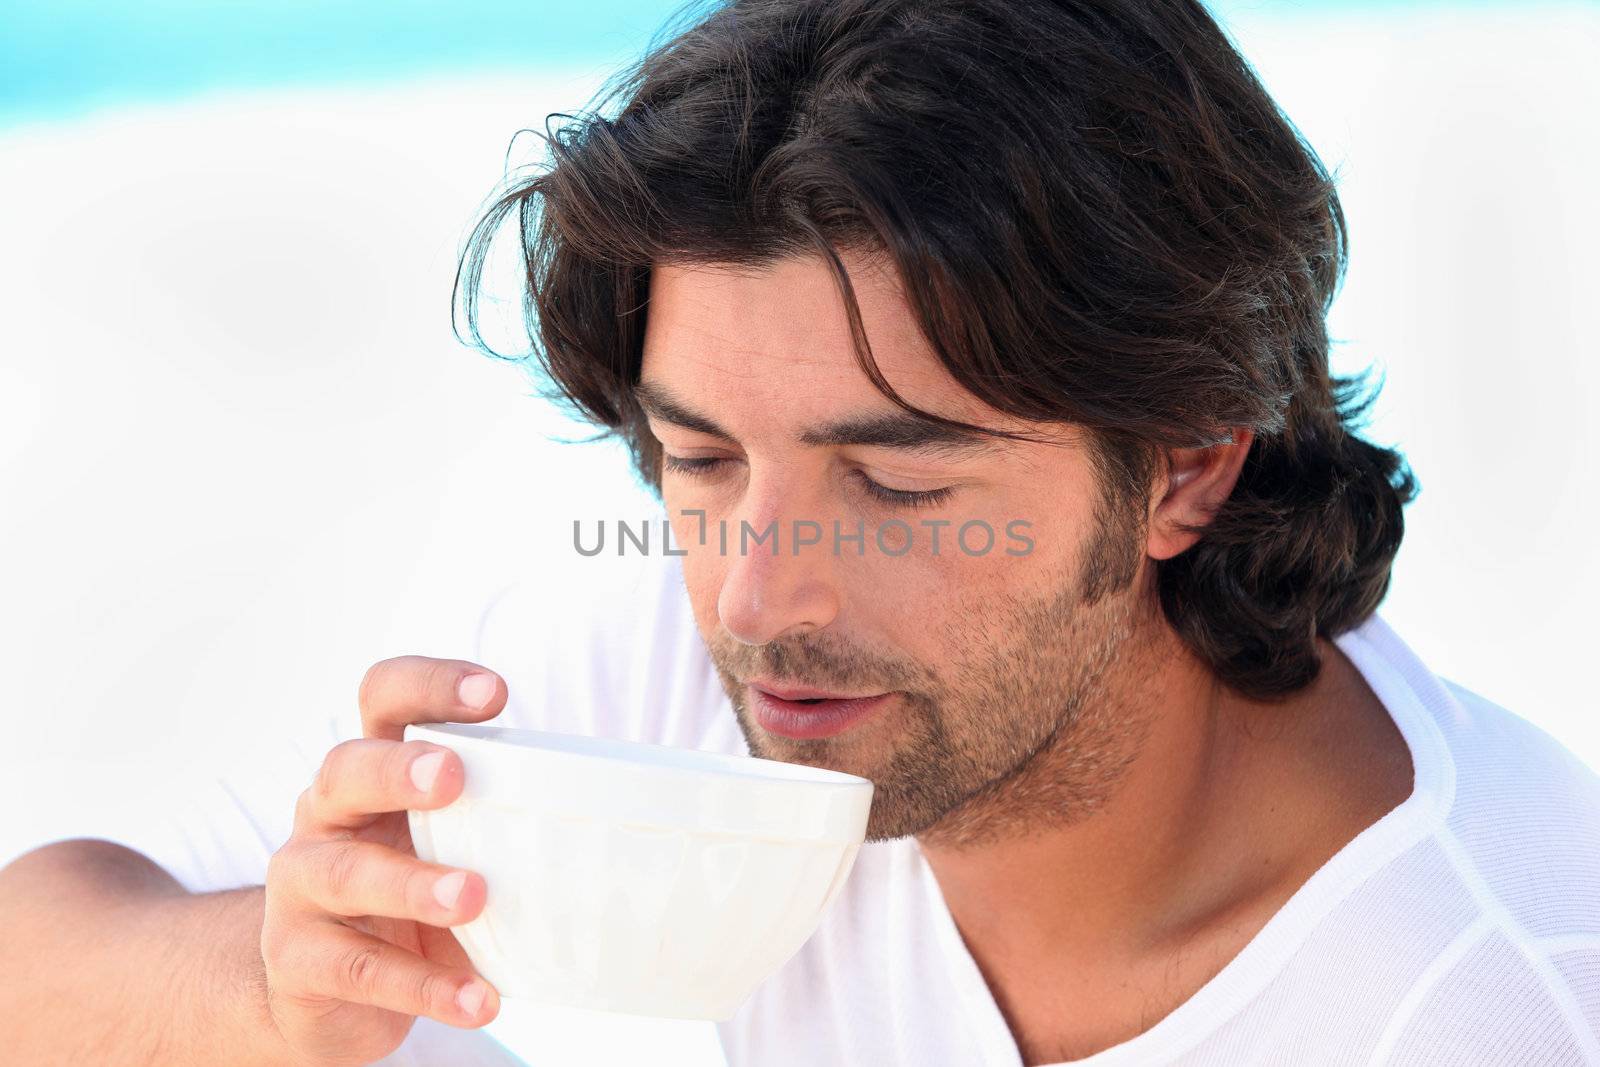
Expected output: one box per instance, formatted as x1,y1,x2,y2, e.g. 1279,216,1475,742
678,548,723,635
852,514,1077,661
870,513,1055,591
864,556,1003,649
664,504,700,554
842,541,1016,651
672,527,753,651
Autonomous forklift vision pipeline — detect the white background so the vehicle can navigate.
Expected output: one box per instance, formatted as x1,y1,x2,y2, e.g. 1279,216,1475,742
2,4,1596,1064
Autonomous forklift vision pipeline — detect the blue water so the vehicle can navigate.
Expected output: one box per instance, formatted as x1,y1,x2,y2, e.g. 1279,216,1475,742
0,0,691,127
0,0,1551,130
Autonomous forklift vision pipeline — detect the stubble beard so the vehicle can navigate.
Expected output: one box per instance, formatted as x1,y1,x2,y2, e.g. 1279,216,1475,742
708,491,1158,850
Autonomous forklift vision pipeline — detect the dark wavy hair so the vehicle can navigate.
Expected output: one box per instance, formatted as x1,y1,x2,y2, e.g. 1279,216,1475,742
454,0,1419,702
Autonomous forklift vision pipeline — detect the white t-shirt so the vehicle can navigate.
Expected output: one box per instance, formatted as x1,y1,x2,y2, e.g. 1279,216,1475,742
63,549,1600,1065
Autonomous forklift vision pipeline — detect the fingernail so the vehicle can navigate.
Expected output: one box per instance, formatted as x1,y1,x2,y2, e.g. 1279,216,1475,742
457,979,487,1018
433,870,467,910
457,672,496,710
410,751,445,793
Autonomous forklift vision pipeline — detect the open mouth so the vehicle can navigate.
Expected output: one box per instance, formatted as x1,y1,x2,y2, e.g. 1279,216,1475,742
746,686,893,739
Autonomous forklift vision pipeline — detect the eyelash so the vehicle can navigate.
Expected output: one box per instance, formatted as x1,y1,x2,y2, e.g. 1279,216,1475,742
661,455,955,510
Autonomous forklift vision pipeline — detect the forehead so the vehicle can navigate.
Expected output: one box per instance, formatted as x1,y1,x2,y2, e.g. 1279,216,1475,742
640,249,999,426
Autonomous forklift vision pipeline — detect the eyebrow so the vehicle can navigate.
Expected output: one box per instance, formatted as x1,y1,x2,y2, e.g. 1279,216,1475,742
633,379,1008,458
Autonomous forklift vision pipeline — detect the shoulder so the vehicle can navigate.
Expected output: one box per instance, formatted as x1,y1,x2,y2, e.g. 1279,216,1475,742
1434,672,1599,793
1355,621,1600,975
1442,678,1599,788
1367,921,1600,1065
1421,680,1600,988
1428,677,1600,907
1339,615,1600,931
1330,617,1600,975
472,548,747,757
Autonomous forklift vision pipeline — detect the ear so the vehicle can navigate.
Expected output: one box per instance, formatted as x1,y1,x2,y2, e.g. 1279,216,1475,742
1146,429,1254,562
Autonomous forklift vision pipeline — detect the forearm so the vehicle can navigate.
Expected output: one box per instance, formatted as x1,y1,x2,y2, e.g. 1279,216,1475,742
0,839,301,1067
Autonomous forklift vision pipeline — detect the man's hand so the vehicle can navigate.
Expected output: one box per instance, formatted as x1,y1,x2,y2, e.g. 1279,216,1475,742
260,656,506,1067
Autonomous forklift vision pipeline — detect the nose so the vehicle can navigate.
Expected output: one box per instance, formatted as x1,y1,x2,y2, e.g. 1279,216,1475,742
716,478,842,646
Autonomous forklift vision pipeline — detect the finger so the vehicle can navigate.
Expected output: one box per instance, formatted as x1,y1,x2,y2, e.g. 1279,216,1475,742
276,920,499,1029
294,739,464,836
358,655,504,741
288,838,486,927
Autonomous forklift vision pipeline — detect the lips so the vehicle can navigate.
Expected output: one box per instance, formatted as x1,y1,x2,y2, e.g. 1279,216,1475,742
747,683,892,740
746,679,882,702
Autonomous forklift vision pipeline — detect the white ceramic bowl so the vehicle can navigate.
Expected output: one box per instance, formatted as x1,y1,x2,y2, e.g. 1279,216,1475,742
403,722,875,1021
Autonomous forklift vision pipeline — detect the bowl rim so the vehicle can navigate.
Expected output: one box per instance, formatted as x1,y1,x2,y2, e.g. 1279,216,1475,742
406,721,875,790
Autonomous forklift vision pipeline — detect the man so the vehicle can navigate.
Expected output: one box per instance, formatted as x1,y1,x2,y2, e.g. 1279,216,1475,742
4,0,1597,1065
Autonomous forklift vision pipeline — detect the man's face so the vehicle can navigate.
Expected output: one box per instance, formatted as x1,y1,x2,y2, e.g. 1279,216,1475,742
639,248,1159,847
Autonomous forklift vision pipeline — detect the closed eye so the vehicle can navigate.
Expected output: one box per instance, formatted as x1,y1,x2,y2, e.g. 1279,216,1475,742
852,472,954,510
661,454,954,510
661,454,726,477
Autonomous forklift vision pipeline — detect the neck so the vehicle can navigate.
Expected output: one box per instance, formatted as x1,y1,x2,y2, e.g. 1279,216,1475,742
916,603,1237,956
914,602,1408,978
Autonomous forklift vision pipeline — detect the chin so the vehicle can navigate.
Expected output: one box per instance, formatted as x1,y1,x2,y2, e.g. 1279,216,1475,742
738,713,873,774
